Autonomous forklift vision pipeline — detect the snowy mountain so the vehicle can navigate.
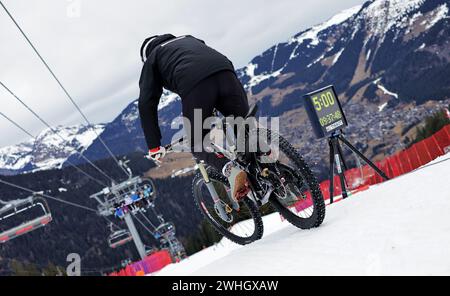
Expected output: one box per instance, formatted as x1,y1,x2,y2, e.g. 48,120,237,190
0,124,104,175
237,0,450,104
227,0,450,170
245,0,449,108
0,90,179,174
66,90,181,165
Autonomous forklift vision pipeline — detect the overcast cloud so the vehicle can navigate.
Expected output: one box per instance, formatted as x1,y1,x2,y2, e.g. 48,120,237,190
0,0,364,147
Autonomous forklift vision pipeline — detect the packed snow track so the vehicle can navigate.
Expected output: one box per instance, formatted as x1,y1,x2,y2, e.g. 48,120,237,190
156,154,450,276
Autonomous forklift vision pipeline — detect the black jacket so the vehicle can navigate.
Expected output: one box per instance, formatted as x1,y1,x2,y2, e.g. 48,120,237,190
138,34,235,149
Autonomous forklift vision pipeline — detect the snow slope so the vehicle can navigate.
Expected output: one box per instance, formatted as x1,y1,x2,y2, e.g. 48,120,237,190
157,153,450,276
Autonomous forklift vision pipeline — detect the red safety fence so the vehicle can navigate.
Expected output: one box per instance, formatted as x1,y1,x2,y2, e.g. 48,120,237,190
109,250,172,276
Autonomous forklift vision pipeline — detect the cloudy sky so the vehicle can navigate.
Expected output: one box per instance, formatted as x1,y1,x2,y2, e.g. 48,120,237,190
0,0,365,147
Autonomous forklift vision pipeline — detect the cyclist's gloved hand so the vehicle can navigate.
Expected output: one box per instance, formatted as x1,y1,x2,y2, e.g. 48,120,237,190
146,146,166,164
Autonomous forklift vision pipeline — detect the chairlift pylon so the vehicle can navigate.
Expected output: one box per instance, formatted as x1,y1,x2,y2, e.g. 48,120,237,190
0,194,52,243
90,160,158,260
154,221,187,261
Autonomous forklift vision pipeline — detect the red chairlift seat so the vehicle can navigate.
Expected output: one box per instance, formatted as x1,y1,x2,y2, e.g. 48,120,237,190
108,229,133,249
0,195,52,243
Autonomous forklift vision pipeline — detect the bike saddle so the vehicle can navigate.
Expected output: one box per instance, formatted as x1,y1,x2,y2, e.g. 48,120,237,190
245,104,258,119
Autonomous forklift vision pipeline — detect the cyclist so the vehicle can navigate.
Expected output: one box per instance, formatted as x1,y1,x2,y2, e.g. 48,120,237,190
138,34,250,201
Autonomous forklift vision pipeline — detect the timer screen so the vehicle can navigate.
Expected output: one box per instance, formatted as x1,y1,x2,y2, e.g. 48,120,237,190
304,85,347,138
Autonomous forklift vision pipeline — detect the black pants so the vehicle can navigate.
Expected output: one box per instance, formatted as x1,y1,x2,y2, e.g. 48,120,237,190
182,70,249,170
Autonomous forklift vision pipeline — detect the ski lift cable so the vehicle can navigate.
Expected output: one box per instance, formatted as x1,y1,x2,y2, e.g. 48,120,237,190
102,215,121,229
139,211,157,230
134,214,155,234
134,214,153,233
0,0,130,179
149,206,163,223
0,81,117,185
0,110,109,188
0,178,97,213
149,205,158,218
0,80,116,185
0,110,35,139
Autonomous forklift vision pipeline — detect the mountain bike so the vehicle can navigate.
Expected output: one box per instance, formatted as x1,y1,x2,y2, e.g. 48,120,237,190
162,104,325,245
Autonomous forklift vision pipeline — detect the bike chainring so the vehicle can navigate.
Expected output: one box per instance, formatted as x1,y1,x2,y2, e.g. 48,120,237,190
256,165,307,202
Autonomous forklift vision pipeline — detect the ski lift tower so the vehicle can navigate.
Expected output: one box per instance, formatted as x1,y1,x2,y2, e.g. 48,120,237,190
90,160,156,260
152,212,187,261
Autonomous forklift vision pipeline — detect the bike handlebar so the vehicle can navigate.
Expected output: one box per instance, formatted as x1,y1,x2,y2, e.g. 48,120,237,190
164,137,187,154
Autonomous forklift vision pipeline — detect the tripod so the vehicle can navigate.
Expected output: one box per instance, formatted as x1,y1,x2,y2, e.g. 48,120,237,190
328,131,389,203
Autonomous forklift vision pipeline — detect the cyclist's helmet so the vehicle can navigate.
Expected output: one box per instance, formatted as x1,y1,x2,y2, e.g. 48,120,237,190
140,35,159,63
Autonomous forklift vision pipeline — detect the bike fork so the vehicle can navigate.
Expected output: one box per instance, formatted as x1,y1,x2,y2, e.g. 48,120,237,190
197,161,240,217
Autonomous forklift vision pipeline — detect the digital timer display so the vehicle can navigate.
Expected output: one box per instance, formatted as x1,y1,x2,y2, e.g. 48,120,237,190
303,85,348,138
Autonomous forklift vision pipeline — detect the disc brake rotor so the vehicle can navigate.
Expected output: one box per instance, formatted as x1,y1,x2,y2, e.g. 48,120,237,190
269,167,306,203
272,174,288,199
214,201,234,223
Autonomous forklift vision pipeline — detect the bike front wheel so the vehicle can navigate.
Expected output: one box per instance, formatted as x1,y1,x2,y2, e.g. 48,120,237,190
192,168,263,245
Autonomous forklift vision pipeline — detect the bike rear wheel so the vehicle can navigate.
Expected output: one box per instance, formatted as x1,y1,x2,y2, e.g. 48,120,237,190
256,129,326,229
192,169,263,245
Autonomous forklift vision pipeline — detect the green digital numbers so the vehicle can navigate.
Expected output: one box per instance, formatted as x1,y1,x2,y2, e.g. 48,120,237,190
312,91,335,112
318,110,342,127
323,91,335,107
312,96,321,111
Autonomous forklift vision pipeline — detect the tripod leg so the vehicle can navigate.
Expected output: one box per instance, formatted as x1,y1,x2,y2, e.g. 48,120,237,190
336,140,349,189
328,138,335,204
336,140,349,172
333,139,348,199
338,135,390,181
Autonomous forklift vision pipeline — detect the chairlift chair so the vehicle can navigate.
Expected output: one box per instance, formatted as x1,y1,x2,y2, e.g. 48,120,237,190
108,224,133,249
155,222,176,237
0,195,52,243
160,237,187,261
91,176,158,219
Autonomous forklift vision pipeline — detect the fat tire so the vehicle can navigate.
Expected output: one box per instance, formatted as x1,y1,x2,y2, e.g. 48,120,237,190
261,129,326,229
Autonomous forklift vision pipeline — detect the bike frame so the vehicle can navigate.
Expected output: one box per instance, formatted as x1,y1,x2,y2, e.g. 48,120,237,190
164,125,240,220
163,114,271,220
